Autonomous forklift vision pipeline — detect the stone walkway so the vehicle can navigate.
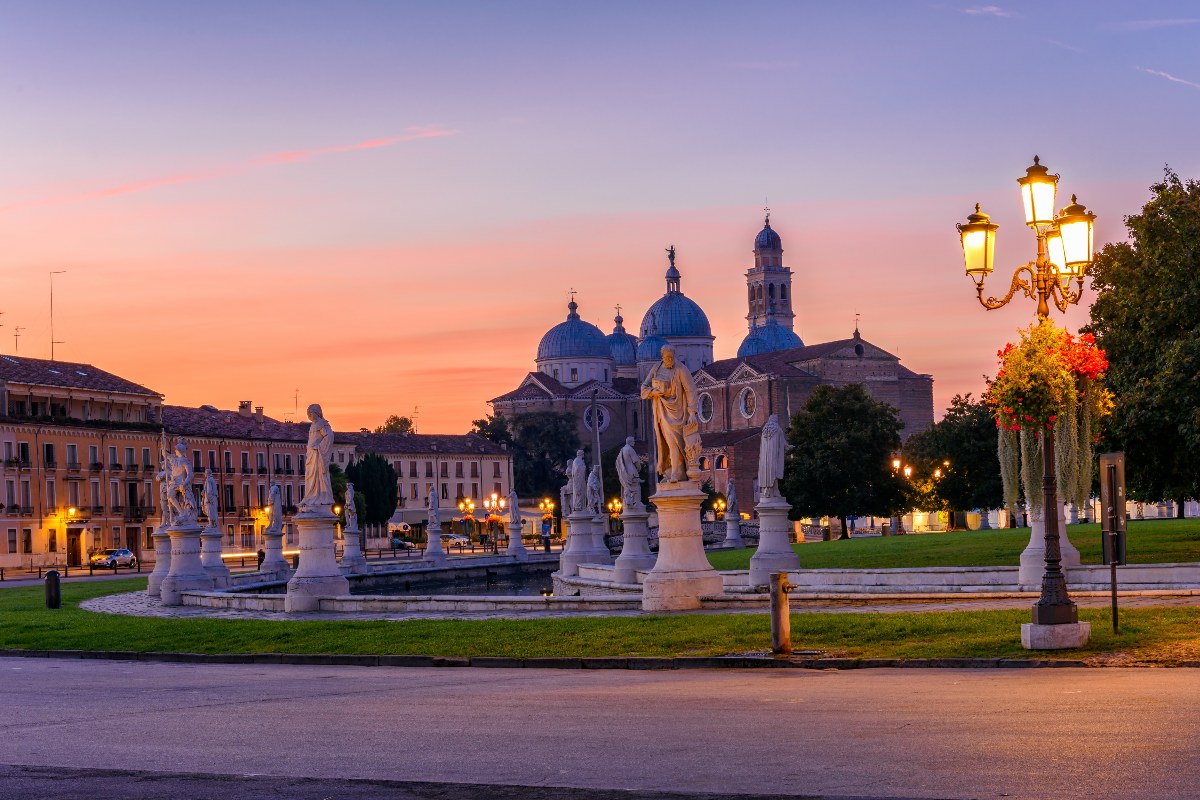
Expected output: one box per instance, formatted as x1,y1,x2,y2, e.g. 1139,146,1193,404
81,589,1200,622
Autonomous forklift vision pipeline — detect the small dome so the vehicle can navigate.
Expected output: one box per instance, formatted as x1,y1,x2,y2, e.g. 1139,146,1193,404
537,300,612,361
606,313,638,366
639,294,712,339
737,319,803,357
755,216,782,251
637,334,669,362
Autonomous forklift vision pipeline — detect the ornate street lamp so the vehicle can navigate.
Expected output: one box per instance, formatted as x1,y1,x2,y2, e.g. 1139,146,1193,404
957,155,1098,628
482,492,505,551
713,497,726,520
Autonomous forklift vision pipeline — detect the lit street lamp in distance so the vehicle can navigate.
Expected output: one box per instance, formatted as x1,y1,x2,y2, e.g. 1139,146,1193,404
957,155,1097,631
606,497,622,534
481,492,506,551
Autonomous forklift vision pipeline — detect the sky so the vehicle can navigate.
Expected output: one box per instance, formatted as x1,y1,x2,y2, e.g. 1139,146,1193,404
2,1,1198,432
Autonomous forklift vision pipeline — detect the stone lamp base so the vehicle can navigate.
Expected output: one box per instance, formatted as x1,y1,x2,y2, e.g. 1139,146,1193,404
1021,621,1091,650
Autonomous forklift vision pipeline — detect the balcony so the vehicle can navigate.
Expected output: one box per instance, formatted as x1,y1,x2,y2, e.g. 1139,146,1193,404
44,460,59,471
67,461,81,471
109,463,123,472
90,505,105,515
285,469,295,475
241,467,252,475
256,467,267,475
124,508,147,522
142,463,154,472
18,506,33,516
225,467,237,475
110,504,125,514
90,462,104,471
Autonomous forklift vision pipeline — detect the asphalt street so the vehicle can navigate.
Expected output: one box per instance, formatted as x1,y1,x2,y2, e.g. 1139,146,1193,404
2,658,1198,799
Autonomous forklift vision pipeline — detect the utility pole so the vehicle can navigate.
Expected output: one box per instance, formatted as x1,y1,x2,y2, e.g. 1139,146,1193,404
50,270,66,361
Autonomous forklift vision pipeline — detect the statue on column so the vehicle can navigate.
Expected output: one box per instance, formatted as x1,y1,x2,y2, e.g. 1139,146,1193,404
428,484,440,528
616,436,643,509
266,483,283,534
586,465,603,516
640,344,700,483
156,432,174,527
567,449,588,513
757,414,788,499
559,482,570,517
507,488,521,526
164,436,197,525
726,477,738,520
343,481,358,530
300,403,334,510
201,468,219,527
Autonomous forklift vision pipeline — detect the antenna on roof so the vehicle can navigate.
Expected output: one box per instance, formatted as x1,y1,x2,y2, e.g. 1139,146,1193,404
412,405,420,434
14,326,24,354
50,270,66,361
854,311,861,335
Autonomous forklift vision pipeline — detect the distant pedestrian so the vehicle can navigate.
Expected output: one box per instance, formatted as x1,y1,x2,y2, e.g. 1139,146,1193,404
541,519,552,552
256,548,265,569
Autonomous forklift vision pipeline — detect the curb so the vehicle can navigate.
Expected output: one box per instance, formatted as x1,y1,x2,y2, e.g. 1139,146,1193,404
0,648,1113,670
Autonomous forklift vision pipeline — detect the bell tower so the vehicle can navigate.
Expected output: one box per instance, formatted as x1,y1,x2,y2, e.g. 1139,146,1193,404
745,211,796,332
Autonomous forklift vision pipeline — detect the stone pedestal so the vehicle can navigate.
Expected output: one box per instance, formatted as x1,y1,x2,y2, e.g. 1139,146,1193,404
1021,621,1091,650
590,515,613,559
339,524,369,574
423,521,447,565
1018,504,1080,586
641,482,723,611
977,509,992,530
559,511,611,577
505,521,528,561
749,495,802,588
613,507,656,584
199,526,231,588
285,507,350,612
160,521,215,606
260,527,290,579
722,516,745,548
146,525,172,599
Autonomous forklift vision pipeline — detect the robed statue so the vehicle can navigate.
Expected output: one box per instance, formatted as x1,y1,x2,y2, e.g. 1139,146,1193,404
343,481,359,530
266,483,284,534
567,449,588,514
758,414,788,499
156,432,174,528
163,436,197,525
300,403,334,510
201,469,219,527
616,436,642,510
726,478,738,519
428,484,440,528
586,465,603,516
640,343,701,483
508,489,521,526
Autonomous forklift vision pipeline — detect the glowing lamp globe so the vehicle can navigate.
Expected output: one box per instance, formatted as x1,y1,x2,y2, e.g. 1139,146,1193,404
957,204,998,284
1056,195,1096,275
1016,155,1059,228
1044,226,1068,278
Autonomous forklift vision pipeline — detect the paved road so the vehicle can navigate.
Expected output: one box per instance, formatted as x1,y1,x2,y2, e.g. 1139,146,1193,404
3,658,1199,799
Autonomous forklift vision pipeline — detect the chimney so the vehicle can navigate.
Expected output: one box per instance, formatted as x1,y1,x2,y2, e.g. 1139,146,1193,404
254,406,264,423
238,400,252,418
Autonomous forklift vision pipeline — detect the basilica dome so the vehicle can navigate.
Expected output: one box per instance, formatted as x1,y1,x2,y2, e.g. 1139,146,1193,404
737,318,804,358
537,300,611,361
636,334,669,363
606,313,638,366
755,218,782,251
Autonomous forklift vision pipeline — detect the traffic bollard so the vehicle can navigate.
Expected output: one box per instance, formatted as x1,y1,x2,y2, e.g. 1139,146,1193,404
769,571,796,655
45,570,62,609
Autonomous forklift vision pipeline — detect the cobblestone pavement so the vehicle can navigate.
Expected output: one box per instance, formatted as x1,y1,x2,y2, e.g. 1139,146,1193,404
81,589,1200,622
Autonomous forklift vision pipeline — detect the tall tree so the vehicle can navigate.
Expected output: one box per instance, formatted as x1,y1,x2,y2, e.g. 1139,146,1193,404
1086,169,1200,511
781,384,910,537
481,411,581,498
904,394,1004,524
470,414,514,448
344,453,399,525
374,414,414,434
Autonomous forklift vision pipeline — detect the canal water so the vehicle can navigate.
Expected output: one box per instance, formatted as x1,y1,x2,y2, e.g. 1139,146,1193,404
351,566,557,597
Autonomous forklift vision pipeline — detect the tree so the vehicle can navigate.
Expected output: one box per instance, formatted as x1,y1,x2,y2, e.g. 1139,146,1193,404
470,414,514,448
345,453,398,525
374,414,414,434
486,411,580,498
1086,169,1200,512
903,394,1004,526
780,384,910,537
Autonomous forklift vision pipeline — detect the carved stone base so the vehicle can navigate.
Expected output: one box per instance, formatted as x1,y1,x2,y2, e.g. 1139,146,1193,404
199,526,231,588
423,521,447,565
160,522,215,606
260,530,290,579
1021,621,1091,650
505,521,528,561
560,512,611,577
146,526,172,599
339,525,369,574
613,507,655,584
722,518,745,549
749,495,801,588
285,508,349,612
642,482,722,611
1019,504,1081,586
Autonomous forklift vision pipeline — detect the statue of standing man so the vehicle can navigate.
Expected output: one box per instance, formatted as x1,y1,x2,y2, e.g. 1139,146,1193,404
343,481,358,530
616,436,643,510
586,465,603,516
640,344,700,483
300,403,334,511
201,469,219,527
567,449,588,514
758,414,787,499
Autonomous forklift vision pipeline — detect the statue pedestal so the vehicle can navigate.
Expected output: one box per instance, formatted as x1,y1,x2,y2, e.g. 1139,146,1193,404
641,482,723,611
1018,504,1080,586
559,512,611,577
260,528,290,579
199,526,231,588
339,524,369,574
613,507,655,584
978,509,992,530
146,525,171,599
423,522,447,565
749,495,801,589
285,507,350,611
722,517,745,549
160,521,214,606
505,521,528,561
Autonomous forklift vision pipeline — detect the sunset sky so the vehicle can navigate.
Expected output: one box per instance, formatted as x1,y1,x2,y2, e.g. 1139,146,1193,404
2,2,1198,433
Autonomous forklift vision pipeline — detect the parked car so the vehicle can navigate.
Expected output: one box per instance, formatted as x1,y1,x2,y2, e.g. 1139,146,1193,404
440,533,470,548
389,537,417,550
89,548,138,569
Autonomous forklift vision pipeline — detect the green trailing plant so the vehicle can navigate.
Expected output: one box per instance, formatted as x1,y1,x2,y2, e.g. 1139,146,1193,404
998,427,1020,514
1020,428,1043,516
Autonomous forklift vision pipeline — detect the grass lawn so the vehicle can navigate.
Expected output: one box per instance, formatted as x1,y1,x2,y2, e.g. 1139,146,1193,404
1,578,1199,665
706,519,1200,571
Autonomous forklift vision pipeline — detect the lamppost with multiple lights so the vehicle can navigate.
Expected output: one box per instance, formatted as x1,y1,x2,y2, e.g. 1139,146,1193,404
606,497,622,534
957,155,1096,631
481,492,506,551
457,498,476,541
713,497,726,520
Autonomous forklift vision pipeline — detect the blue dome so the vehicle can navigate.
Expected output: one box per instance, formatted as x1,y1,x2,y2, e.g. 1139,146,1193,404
639,293,712,339
755,219,782,251
738,319,803,358
606,314,638,366
637,334,669,362
537,301,612,361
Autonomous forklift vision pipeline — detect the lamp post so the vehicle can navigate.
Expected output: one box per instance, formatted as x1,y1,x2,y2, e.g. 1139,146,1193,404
713,497,726,521
888,457,908,535
457,498,476,542
606,497,622,534
958,155,1097,630
481,492,505,551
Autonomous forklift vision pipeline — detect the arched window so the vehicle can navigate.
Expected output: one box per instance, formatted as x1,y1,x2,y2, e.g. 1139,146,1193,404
780,285,788,301
768,284,775,300
715,455,728,470
698,456,709,470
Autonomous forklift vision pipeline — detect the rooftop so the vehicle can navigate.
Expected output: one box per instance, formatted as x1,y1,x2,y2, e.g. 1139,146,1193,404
0,354,161,398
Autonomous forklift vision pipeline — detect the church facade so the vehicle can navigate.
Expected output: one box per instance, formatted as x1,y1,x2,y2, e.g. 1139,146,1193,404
490,215,934,507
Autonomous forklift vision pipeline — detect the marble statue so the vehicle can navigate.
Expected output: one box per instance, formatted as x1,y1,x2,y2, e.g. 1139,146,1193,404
567,449,588,514
559,482,570,517
726,478,738,519
163,436,197,525
508,489,521,526
616,436,642,509
343,481,358,530
201,469,219,526
428,484,440,527
155,432,174,527
266,483,283,534
586,465,603,516
640,343,700,483
758,413,787,498
300,403,334,510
